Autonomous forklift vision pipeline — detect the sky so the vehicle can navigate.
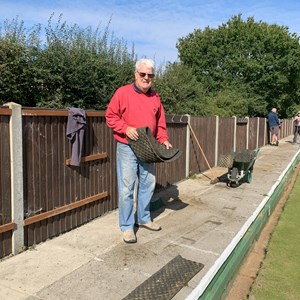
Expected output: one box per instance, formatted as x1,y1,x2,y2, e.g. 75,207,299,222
1,0,300,66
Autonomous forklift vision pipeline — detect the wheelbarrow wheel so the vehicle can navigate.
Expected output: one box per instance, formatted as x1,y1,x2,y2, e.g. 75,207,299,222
230,182,239,188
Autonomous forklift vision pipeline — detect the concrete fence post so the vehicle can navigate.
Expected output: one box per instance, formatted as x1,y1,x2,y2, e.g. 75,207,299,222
256,117,260,149
246,117,249,149
263,118,267,145
4,102,24,254
233,116,237,152
185,114,191,178
215,115,219,167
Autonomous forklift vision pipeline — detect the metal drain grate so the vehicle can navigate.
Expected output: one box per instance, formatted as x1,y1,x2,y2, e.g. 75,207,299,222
123,255,204,300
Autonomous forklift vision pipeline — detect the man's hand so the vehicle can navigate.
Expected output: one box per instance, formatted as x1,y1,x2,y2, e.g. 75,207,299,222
125,126,139,141
163,140,172,149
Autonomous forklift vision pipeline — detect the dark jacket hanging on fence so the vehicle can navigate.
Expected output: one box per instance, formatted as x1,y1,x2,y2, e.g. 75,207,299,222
66,108,86,166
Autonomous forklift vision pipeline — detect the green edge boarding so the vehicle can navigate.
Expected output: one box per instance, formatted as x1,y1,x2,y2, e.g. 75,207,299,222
199,152,300,300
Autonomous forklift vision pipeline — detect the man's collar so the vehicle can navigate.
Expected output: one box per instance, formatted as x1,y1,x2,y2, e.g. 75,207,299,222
133,82,152,95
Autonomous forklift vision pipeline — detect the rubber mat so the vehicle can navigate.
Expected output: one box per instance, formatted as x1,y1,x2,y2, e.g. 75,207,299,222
123,255,204,300
127,126,182,163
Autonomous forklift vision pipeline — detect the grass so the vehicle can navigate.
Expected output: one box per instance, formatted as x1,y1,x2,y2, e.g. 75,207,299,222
248,172,300,299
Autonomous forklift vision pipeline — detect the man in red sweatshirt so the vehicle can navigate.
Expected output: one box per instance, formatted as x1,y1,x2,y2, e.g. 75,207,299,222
106,58,172,243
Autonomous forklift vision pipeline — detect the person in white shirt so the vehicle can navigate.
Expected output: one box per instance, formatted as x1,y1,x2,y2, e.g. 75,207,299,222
292,111,300,144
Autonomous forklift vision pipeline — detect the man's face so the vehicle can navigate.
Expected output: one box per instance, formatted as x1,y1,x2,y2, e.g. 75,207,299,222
134,64,154,93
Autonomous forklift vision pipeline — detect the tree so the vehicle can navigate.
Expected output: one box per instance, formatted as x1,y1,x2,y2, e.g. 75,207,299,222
35,14,135,109
176,14,300,117
0,17,42,106
0,15,136,108
154,62,206,115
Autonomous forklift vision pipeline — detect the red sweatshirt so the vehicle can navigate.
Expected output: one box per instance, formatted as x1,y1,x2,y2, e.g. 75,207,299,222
106,83,169,144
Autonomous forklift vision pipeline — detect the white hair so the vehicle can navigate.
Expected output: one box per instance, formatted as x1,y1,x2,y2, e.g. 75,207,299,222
135,58,155,72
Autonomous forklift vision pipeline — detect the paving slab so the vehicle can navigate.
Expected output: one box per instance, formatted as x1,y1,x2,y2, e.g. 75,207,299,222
0,137,299,300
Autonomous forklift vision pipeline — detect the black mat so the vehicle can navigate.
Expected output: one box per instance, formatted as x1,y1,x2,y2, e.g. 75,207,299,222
218,149,259,167
234,149,257,163
122,255,204,300
127,126,182,163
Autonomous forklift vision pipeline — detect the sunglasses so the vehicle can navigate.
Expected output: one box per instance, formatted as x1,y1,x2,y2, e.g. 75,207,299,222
137,72,155,79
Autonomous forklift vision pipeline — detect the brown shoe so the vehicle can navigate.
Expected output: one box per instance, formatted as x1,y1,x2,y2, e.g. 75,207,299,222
138,222,161,231
123,230,136,243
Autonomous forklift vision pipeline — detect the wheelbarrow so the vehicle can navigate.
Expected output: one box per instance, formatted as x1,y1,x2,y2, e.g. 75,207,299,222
226,148,260,187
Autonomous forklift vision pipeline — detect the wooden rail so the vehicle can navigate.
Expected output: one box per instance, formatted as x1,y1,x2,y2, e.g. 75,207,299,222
24,191,109,226
0,107,12,116
65,152,108,165
0,222,16,234
22,108,105,117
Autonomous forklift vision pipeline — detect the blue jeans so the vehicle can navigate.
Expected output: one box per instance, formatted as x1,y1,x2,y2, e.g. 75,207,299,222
116,142,156,231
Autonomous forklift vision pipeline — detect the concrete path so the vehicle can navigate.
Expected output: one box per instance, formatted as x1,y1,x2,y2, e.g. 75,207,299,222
0,137,299,300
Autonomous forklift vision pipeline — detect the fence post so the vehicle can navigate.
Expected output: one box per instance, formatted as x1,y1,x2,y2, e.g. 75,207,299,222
185,114,191,178
4,102,24,254
263,118,267,145
215,115,219,167
233,116,237,151
245,117,249,149
256,117,260,149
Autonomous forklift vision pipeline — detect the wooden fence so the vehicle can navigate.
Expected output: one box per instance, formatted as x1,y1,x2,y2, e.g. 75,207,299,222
0,103,294,259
